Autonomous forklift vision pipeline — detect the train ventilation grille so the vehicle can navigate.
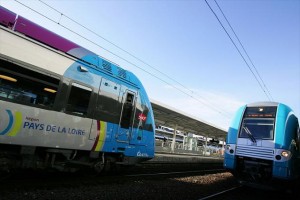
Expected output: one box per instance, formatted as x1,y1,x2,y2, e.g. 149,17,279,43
236,145,274,160
118,67,127,79
102,60,112,73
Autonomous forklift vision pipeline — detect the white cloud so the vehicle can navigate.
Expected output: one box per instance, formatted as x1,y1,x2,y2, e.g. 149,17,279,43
151,85,245,130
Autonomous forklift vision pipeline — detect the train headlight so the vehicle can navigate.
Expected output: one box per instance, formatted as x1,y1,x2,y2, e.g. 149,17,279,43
275,149,292,161
225,145,234,154
281,151,290,158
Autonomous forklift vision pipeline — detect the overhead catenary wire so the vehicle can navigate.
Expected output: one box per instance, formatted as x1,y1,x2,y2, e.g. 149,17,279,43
37,0,232,118
13,0,232,119
205,0,272,101
38,0,192,94
213,0,273,101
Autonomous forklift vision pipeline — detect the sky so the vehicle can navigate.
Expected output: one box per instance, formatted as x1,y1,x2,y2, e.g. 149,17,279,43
1,0,299,131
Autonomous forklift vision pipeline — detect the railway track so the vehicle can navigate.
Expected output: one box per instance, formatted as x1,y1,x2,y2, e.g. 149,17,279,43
0,156,226,200
197,184,299,200
2,166,298,200
0,165,232,200
198,186,242,200
124,168,225,177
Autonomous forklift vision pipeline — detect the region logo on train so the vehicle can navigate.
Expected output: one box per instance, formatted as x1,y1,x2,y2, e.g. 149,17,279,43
0,109,22,136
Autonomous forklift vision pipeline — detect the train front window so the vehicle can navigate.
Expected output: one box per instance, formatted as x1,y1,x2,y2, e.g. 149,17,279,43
240,118,275,140
239,106,277,140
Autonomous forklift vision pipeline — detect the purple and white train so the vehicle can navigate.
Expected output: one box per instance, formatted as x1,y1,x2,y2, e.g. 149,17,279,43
0,6,155,173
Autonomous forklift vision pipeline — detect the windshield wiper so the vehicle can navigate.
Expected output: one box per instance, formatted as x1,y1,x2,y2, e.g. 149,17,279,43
243,126,257,143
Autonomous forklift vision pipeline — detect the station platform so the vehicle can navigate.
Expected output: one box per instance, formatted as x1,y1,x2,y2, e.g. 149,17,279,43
147,152,223,164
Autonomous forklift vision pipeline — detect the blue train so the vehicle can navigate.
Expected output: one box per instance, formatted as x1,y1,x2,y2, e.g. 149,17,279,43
224,102,300,189
0,6,155,173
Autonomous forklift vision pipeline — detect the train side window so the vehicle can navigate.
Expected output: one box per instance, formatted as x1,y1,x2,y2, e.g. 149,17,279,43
0,59,59,108
66,83,92,116
120,93,135,129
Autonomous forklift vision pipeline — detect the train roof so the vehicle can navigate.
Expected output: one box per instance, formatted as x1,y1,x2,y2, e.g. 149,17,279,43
246,102,280,107
0,6,137,85
246,102,295,111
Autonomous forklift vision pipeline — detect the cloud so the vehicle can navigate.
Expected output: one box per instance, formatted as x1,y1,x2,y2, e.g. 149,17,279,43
151,85,245,130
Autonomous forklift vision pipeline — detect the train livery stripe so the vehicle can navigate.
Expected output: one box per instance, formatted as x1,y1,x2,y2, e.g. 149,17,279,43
7,111,22,136
0,110,14,135
91,121,100,151
92,121,107,152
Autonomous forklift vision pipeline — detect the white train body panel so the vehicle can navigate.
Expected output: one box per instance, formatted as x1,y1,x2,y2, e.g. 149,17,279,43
0,101,95,150
0,28,73,76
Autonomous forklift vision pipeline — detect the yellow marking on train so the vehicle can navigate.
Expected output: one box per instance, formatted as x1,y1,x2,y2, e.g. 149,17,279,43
95,121,107,151
8,111,22,136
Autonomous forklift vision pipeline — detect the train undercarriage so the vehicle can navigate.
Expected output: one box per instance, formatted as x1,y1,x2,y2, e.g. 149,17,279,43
0,144,142,174
234,156,273,185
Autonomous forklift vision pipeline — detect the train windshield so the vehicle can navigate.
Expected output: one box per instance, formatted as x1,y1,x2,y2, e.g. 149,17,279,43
239,106,277,140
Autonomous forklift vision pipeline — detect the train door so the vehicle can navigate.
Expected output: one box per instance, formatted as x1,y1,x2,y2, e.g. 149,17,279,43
89,78,121,142
116,90,136,143
129,92,149,146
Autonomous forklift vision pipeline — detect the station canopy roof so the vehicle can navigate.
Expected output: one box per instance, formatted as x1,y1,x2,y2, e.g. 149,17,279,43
151,99,227,139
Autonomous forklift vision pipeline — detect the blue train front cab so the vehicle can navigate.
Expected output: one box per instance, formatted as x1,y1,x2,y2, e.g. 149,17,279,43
224,102,300,188
223,105,246,171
